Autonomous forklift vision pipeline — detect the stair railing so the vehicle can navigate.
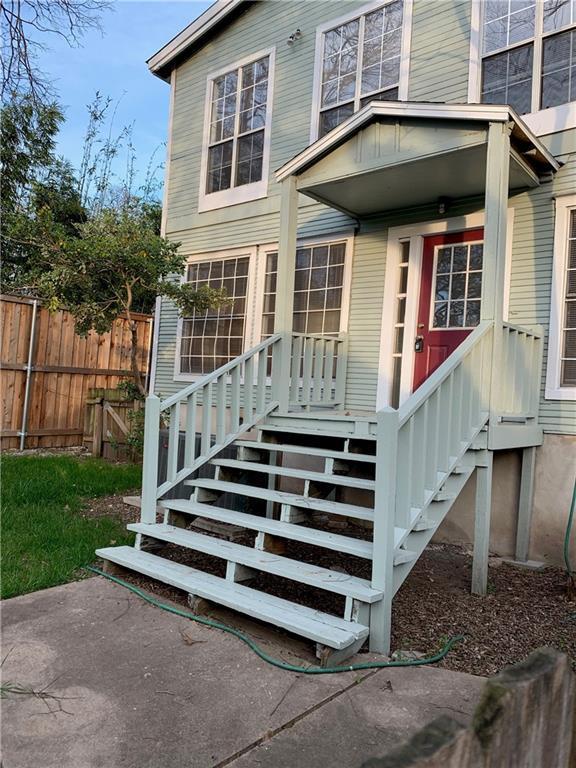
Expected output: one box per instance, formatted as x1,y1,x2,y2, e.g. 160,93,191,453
287,333,348,410
140,333,283,523
498,323,543,420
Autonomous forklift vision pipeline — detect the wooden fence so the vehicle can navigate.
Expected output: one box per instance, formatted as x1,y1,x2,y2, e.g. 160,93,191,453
1,295,152,450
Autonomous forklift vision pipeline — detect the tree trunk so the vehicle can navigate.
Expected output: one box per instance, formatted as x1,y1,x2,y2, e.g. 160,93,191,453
129,319,145,396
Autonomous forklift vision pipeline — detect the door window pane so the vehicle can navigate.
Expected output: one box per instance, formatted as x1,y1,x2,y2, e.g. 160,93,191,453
431,242,484,329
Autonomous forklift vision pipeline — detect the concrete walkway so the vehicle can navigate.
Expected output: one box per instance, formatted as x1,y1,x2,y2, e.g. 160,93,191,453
1,577,485,768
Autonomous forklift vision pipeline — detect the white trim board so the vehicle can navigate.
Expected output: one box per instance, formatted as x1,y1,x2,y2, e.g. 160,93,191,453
198,47,276,214
376,210,515,410
545,194,576,401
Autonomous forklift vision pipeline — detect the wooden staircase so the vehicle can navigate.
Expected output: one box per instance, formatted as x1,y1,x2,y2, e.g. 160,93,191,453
97,322,543,662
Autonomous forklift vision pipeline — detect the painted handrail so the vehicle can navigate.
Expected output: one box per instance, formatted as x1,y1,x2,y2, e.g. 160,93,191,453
288,333,348,409
140,333,283,523
499,323,543,418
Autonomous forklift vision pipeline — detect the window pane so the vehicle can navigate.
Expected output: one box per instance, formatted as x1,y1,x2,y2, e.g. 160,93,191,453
543,0,575,32
319,102,355,136
561,210,576,386
207,141,233,193
432,242,483,329
235,130,264,187
541,29,575,109
361,1,403,96
359,87,399,108
181,256,249,374
482,44,533,114
483,0,535,53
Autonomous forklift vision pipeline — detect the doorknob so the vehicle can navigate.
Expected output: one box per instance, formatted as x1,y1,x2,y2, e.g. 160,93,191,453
415,335,424,353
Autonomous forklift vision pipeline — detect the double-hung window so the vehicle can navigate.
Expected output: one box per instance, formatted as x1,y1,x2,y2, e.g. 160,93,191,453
473,0,576,127
313,1,409,139
199,50,275,211
546,195,576,399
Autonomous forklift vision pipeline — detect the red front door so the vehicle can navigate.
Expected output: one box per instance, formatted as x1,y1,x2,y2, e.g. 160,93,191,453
413,229,484,391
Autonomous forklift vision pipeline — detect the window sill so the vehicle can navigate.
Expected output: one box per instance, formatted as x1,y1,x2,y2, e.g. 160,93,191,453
198,180,269,213
545,386,576,401
521,101,576,137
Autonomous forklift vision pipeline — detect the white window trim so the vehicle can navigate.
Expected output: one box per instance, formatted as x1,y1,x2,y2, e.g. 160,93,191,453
545,194,576,400
468,0,576,136
255,232,355,340
198,47,276,213
174,246,259,382
376,210,515,410
309,0,413,143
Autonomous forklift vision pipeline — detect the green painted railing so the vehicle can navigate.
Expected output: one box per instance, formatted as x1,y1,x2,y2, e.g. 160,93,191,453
499,323,543,419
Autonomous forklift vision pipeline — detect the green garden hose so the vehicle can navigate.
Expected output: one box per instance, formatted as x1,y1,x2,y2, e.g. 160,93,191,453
86,565,463,674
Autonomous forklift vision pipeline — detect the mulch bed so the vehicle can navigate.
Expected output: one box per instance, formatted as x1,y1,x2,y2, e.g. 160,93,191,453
87,496,576,677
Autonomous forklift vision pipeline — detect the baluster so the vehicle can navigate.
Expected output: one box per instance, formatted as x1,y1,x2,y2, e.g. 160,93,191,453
244,356,254,421
256,348,267,414
216,375,226,445
395,418,413,527
313,338,324,404
301,337,314,407
289,335,302,406
531,334,543,416
334,337,348,408
230,365,241,431
469,343,481,431
411,402,428,508
450,364,463,458
460,351,473,440
167,401,180,482
325,339,335,404
201,382,212,455
509,329,519,414
425,389,439,490
438,375,452,472
184,391,197,467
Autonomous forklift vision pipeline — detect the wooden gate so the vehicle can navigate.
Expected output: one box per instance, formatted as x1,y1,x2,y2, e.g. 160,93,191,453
1,295,152,450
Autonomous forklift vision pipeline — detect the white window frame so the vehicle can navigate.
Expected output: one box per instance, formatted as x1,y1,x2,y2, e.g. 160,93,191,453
309,0,413,143
468,0,576,136
255,233,355,339
174,246,259,382
198,48,276,213
545,194,576,400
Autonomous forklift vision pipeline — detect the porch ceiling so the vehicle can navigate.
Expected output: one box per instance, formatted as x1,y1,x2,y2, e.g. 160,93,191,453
276,102,560,218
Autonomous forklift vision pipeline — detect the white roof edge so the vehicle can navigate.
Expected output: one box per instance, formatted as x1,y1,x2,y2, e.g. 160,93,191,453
275,101,560,181
147,0,244,76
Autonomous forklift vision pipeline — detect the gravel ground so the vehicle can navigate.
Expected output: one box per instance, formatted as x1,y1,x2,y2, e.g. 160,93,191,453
88,496,576,677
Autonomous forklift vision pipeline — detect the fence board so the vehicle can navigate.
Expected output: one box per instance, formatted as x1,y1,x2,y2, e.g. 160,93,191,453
0,295,152,449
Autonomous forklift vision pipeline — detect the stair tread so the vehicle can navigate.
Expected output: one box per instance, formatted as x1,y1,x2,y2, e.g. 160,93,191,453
213,458,375,490
235,440,377,463
96,546,368,650
185,478,375,522
259,424,377,440
163,500,378,557
128,523,382,603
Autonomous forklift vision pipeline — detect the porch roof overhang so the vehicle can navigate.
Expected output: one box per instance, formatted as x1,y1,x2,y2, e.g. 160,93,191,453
275,102,560,218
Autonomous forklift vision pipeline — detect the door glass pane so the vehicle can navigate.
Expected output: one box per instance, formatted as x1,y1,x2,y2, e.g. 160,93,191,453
432,242,484,329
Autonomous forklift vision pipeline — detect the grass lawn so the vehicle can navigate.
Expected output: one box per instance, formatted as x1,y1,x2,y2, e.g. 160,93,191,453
1,454,140,599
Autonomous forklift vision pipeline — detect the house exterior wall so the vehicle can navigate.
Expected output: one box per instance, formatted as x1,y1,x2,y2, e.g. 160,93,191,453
153,0,576,439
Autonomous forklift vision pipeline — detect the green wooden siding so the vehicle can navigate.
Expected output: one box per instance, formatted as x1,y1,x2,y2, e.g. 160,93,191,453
153,0,576,435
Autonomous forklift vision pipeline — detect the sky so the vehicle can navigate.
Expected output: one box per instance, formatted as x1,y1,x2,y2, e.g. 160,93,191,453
36,0,212,191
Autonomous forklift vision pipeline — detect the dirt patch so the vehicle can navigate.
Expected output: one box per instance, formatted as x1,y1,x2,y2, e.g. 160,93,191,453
81,494,140,526
90,498,576,676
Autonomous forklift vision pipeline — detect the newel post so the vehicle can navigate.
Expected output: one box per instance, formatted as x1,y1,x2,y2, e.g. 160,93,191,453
272,175,299,411
370,408,399,654
482,121,511,424
141,394,161,524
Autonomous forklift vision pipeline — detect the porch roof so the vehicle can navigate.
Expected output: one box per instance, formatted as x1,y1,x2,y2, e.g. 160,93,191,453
275,102,560,218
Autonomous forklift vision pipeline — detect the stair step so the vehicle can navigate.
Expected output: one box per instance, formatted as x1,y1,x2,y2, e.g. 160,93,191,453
235,440,376,464
129,524,383,603
163,500,376,558
96,546,368,650
213,458,375,491
185,479,375,522
259,424,376,441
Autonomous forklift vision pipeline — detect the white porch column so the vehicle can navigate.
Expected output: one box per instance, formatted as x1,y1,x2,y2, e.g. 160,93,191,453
482,121,511,423
272,175,298,411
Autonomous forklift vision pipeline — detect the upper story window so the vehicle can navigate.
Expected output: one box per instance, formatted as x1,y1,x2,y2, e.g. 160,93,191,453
478,0,576,117
313,0,410,140
199,49,275,212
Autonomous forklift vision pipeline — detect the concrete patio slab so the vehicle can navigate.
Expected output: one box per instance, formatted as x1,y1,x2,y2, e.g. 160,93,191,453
1,577,485,768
